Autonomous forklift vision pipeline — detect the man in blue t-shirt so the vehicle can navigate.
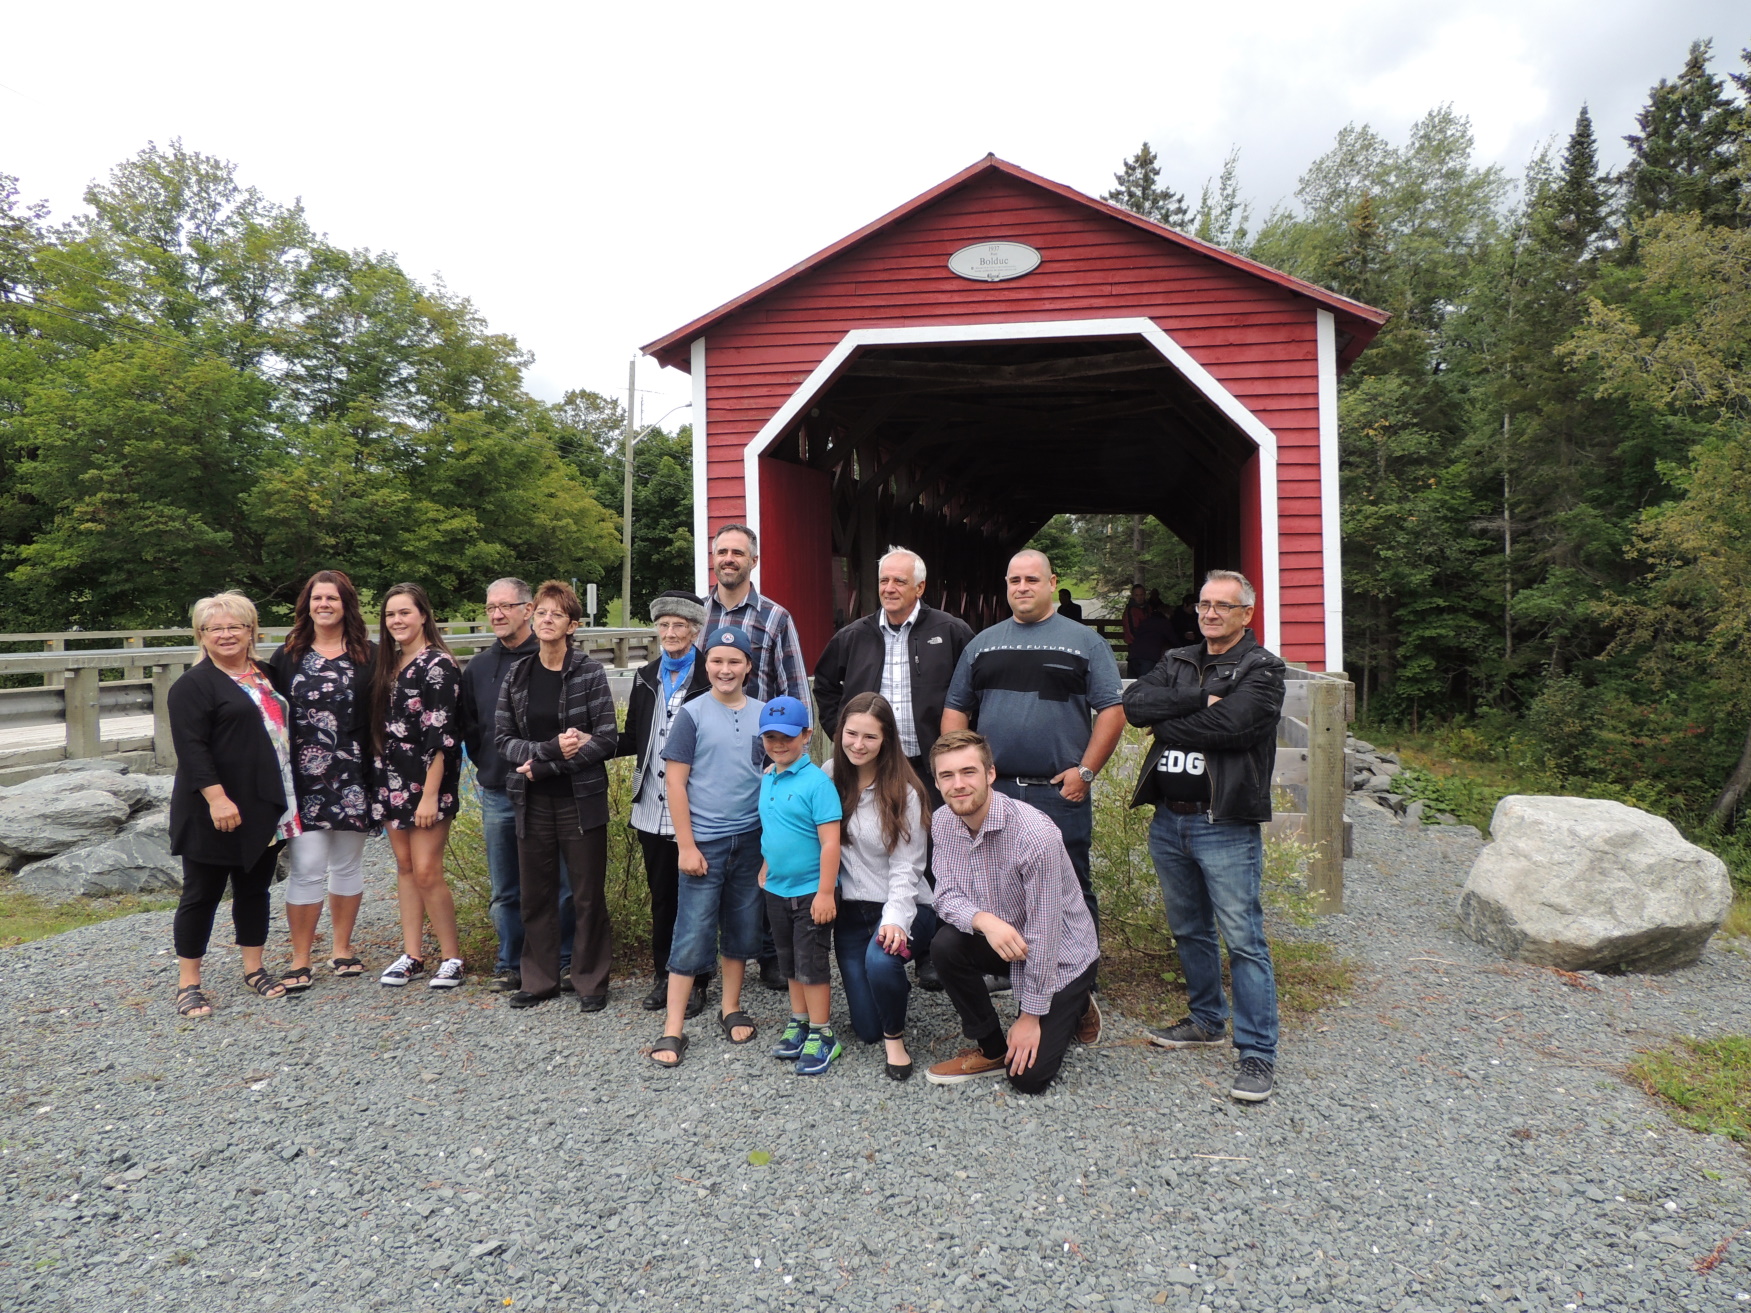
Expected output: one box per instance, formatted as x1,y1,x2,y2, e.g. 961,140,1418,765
943,550,1125,946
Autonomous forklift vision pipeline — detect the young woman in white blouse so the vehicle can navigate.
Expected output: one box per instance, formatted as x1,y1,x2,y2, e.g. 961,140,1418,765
826,692,935,1080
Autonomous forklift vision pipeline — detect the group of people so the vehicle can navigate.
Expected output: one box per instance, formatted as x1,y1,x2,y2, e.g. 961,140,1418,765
164,523,1287,1102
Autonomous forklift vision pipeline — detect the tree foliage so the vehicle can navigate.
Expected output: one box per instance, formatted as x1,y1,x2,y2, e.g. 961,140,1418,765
0,141,629,625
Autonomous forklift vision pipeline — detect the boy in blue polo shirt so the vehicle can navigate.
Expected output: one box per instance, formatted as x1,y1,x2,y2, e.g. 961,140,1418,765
757,696,845,1075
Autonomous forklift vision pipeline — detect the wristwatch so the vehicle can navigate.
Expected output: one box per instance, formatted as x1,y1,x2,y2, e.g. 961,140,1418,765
1076,765,1095,784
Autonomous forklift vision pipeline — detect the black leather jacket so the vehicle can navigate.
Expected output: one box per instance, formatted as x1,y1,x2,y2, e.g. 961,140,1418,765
1121,631,1285,824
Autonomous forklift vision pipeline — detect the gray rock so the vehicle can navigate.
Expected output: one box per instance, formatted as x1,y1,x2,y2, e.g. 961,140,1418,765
1402,799,1426,829
14,831,181,899
1370,762,1402,779
0,789,130,863
39,757,132,777
1456,795,1733,973
120,806,170,842
1364,774,1393,793
1,768,153,813
134,774,175,807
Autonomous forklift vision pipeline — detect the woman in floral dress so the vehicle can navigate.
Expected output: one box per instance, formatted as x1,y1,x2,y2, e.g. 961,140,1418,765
267,569,377,989
369,583,466,990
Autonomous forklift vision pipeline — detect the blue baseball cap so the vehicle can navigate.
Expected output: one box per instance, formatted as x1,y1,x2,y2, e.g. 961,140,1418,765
704,625,752,659
758,696,811,736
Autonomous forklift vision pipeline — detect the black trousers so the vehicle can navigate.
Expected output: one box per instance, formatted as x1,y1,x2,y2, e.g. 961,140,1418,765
517,794,610,997
173,843,282,959
930,922,1097,1095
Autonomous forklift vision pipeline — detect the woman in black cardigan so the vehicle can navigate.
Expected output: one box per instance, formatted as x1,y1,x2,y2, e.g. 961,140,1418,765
169,592,302,1016
493,580,618,1010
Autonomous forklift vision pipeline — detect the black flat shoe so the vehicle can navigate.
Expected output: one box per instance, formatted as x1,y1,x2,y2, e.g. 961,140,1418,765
640,978,668,1011
885,1060,914,1081
508,989,559,1009
577,994,607,1013
684,981,708,1019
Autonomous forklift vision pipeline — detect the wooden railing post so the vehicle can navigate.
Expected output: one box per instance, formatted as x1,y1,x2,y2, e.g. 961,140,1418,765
152,663,185,768
43,638,64,688
64,666,101,759
1306,676,1350,913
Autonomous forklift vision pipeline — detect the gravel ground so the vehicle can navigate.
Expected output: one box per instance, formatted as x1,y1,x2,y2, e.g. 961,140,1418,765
2,803,1748,1313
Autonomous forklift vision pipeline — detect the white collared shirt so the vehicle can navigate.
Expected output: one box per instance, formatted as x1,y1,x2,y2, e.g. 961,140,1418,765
877,600,921,757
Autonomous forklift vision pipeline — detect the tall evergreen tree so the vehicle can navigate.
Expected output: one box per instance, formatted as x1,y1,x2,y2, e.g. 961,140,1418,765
1104,142,1191,229
1621,39,1746,227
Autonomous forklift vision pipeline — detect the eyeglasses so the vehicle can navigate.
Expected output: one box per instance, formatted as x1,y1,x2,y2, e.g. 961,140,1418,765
202,624,250,636
485,602,530,615
1194,601,1246,615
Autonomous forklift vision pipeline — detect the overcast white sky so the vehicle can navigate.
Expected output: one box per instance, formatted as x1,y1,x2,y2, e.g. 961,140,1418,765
2,2,1742,423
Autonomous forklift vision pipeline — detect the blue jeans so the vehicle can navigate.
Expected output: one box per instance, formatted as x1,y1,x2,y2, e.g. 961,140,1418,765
1147,809,1277,1063
668,828,764,977
995,778,1098,928
480,784,572,974
835,898,940,1043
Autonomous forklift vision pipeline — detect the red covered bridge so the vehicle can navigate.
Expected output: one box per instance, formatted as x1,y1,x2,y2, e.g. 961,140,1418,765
642,154,1385,671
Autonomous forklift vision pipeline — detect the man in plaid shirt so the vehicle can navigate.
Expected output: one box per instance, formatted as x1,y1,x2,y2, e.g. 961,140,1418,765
925,730,1102,1091
700,524,809,703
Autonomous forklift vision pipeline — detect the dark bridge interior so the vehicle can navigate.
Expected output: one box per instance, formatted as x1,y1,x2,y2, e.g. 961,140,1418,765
762,336,1255,627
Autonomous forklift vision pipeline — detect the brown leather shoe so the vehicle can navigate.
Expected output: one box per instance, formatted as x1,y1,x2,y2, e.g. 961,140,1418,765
925,1047,1008,1085
1075,996,1102,1045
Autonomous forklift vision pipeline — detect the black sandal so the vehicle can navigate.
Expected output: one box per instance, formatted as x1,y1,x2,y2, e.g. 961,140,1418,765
330,956,364,978
243,968,287,1000
280,966,313,993
175,984,211,1018
648,1034,689,1067
718,1009,758,1044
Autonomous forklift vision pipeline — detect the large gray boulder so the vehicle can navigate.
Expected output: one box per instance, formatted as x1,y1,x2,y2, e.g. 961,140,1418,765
1457,795,1733,973
0,789,130,866
15,832,181,900
0,768,155,813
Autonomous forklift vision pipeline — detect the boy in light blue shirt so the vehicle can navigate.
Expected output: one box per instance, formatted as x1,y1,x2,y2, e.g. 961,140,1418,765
756,696,844,1075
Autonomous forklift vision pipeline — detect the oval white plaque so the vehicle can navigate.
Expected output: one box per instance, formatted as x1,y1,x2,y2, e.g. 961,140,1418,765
947,241,1042,283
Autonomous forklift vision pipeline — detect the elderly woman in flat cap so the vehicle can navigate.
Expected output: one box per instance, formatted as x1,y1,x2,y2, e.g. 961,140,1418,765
616,590,714,1017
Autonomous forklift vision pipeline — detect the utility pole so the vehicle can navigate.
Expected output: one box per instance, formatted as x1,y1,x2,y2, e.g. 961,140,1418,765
621,357,636,628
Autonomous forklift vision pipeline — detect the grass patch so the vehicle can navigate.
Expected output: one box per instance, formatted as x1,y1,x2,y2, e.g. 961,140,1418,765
445,756,656,979
0,878,177,948
1628,1035,1751,1143
1089,727,1355,1026
1721,888,1751,941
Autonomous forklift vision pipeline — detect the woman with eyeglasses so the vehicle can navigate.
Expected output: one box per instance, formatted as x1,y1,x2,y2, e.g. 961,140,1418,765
167,592,301,1016
369,583,466,989
266,570,378,988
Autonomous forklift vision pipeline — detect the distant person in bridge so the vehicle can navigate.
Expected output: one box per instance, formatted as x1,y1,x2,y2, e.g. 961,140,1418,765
1129,596,1175,679
1120,583,1150,678
1056,588,1083,622
1168,591,1201,648
1122,569,1285,1103
942,550,1125,992
701,522,809,991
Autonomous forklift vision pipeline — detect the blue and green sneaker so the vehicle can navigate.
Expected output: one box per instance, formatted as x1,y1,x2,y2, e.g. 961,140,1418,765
795,1025,843,1076
771,1015,808,1060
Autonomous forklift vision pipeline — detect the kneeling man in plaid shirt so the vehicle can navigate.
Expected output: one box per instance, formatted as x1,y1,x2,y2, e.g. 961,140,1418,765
925,730,1102,1092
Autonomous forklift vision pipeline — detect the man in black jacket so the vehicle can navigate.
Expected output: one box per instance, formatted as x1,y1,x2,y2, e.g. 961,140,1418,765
814,547,973,792
458,577,570,993
1122,569,1285,1103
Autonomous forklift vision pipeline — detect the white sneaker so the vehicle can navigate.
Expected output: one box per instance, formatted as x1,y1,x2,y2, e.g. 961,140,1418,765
428,958,465,989
379,954,424,987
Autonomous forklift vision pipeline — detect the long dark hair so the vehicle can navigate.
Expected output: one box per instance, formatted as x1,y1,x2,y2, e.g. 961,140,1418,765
830,692,927,852
370,583,452,753
285,570,371,666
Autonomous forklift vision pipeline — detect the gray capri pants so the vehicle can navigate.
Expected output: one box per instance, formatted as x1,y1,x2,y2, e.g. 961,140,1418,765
285,830,368,904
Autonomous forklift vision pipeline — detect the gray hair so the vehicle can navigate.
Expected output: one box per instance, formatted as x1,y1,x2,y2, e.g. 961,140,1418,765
713,523,758,554
1204,569,1256,606
879,546,927,584
486,577,531,604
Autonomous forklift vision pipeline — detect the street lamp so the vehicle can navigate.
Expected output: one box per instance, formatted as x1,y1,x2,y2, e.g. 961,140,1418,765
621,356,691,627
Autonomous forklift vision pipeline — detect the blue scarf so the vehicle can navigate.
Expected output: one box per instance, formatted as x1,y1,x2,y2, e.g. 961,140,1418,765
660,647,695,703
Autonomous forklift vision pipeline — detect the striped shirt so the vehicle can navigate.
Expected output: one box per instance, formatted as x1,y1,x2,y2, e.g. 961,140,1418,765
931,790,1100,1017
702,585,809,704
878,602,920,757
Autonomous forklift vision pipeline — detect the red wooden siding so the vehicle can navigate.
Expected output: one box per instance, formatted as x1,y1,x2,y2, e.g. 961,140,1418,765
755,457,835,669
680,167,1353,668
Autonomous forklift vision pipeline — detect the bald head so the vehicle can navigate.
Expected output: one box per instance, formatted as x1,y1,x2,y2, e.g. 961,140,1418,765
1005,550,1057,624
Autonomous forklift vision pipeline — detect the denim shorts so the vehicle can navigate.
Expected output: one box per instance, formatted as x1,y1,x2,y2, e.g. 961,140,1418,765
765,891,834,986
667,828,764,976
